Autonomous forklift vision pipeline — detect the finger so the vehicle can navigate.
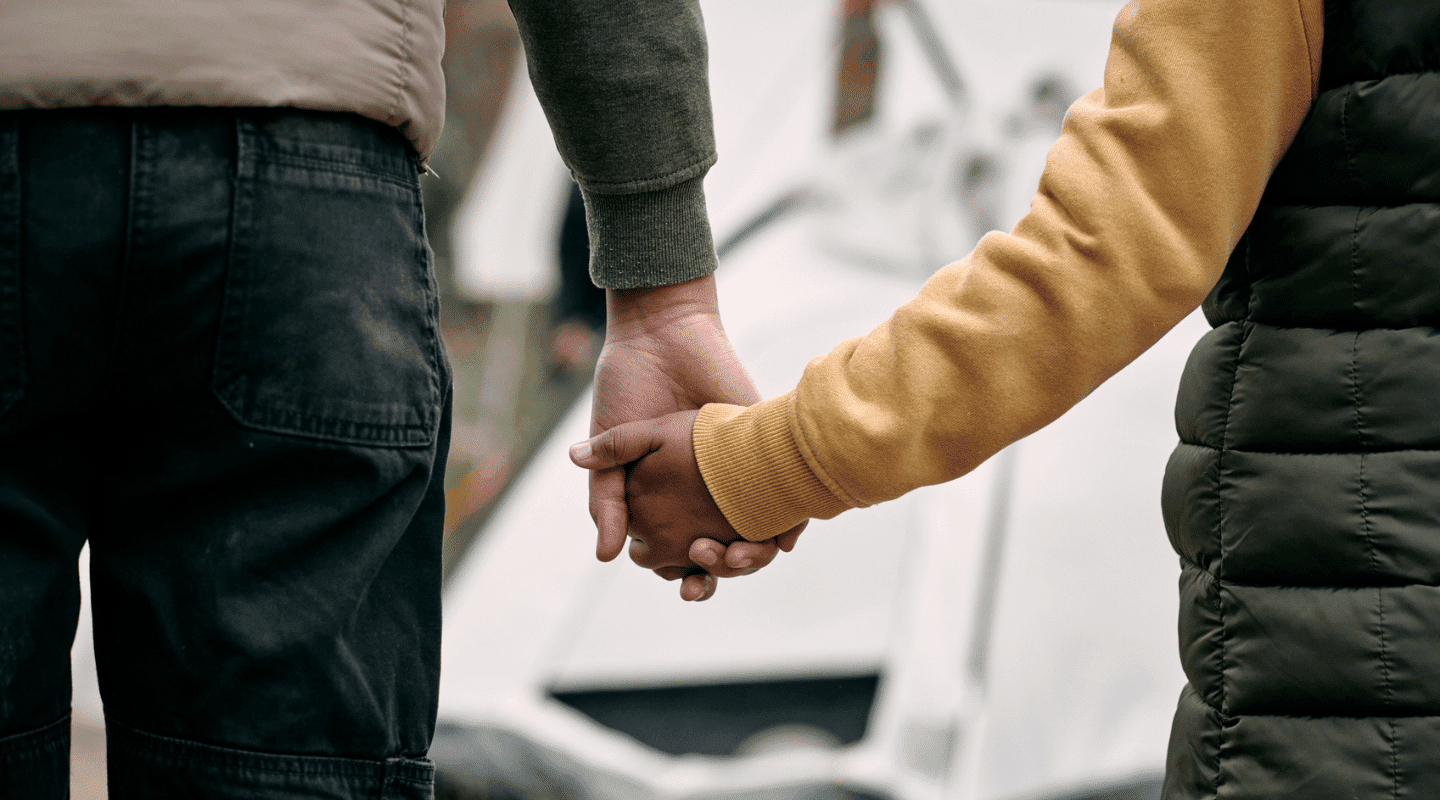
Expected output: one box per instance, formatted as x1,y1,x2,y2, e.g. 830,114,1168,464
680,572,717,602
628,517,698,571
775,520,807,553
689,538,727,574
570,419,665,471
628,536,674,571
591,468,628,562
724,539,780,572
689,538,773,578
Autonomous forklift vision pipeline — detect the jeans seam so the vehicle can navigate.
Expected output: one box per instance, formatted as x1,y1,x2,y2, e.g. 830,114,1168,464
250,151,417,192
109,718,434,782
0,113,21,421
0,714,69,751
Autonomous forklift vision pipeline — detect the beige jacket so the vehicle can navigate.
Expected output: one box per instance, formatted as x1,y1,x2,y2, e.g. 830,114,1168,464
694,0,1326,541
0,0,445,161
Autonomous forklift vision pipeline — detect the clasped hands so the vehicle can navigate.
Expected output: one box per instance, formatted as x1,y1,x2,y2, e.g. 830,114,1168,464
569,276,802,601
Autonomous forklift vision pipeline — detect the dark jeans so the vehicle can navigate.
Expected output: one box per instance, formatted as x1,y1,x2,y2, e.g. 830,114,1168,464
0,107,450,799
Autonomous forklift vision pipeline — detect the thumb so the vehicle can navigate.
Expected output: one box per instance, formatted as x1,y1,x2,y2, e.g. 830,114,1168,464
591,468,628,562
774,520,807,552
569,418,665,470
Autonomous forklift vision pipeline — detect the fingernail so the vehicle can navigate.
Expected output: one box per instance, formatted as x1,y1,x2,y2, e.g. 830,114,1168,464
735,557,754,569
569,441,592,462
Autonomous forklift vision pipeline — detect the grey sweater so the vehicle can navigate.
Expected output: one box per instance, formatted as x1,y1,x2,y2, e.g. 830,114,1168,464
509,0,719,290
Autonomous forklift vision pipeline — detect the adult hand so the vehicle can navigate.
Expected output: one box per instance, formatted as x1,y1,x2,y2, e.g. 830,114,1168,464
590,274,799,599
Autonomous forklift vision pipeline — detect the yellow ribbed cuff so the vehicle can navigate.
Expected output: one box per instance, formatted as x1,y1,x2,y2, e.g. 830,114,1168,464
692,394,853,542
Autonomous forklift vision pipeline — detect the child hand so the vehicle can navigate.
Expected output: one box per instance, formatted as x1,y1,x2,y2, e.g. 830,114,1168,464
570,411,791,600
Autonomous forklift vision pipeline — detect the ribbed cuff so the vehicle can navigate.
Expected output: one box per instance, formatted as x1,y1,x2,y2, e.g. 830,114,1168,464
693,395,853,542
582,175,718,290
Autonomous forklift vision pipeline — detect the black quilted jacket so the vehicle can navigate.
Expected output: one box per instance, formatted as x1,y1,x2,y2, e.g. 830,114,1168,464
1161,2,1440,797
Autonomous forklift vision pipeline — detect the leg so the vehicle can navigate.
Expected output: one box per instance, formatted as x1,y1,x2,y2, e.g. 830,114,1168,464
0,109,136,800
19,107,450,799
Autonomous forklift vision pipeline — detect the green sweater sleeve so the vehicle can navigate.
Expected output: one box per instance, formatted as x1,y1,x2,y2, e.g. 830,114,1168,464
508,0,719,289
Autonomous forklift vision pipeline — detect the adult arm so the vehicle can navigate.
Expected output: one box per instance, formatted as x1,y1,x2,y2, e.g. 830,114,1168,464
508,0,793,597
508,0,716,288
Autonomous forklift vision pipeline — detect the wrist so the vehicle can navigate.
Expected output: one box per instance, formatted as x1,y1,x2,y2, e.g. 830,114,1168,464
694,395,850,541
605,274,720,342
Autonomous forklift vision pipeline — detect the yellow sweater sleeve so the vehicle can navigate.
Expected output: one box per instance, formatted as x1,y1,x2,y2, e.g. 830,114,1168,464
695,0,1324,542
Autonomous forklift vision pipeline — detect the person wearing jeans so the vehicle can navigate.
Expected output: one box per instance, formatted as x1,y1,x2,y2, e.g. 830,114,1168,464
0,107,449,799
0,1,778,796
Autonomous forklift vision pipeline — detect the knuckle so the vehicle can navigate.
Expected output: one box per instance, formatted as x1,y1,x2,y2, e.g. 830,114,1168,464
596,431,623,463
628,540,658,569
653,566,689,581
588,434,612,463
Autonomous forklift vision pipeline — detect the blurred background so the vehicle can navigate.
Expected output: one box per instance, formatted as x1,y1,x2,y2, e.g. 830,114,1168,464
70,1,1204,798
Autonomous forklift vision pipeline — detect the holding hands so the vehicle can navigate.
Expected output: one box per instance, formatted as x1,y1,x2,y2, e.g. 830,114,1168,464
577,275,800,600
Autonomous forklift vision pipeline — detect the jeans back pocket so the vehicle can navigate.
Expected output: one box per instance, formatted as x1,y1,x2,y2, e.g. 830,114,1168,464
213,114,446,447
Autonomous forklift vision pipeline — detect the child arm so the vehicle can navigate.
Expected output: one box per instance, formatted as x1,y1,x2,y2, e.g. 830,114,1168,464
697,0,1324,542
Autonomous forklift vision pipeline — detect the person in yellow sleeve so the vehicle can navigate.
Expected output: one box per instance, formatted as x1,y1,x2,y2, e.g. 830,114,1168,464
575,0,1440,796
